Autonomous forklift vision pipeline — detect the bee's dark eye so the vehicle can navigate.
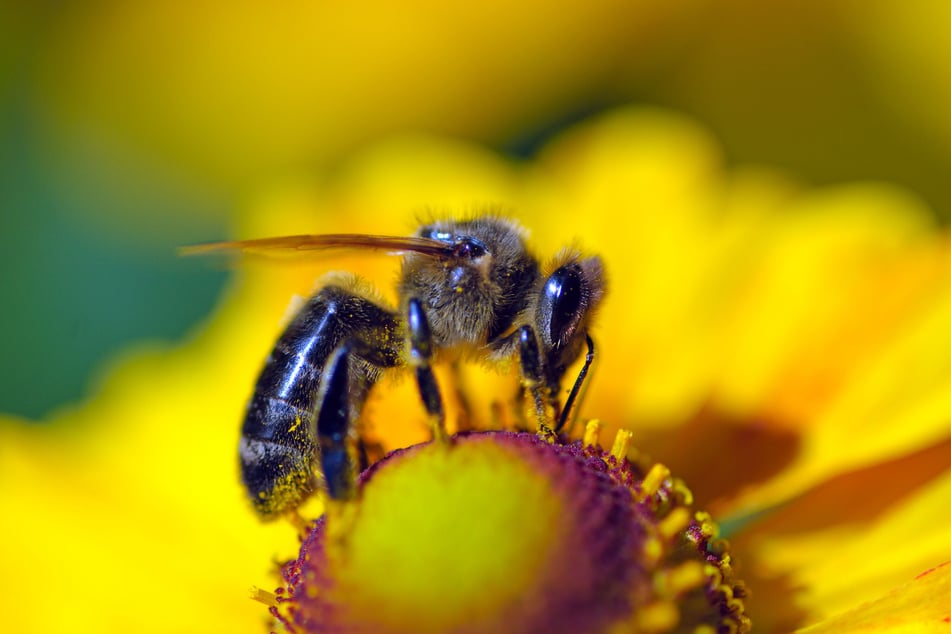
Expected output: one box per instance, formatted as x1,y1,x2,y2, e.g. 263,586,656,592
451,237,487,259
538,263,584,349
418,227,487,259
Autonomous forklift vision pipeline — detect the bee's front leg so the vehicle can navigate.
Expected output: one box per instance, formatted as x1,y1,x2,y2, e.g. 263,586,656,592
516,325,559,441
406,298,447,443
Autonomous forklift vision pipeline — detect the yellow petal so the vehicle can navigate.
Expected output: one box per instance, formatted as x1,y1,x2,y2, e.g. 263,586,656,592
736,442,951,628
534,110,951,512
0,348,297,632
719,217,951,511
797,561,951,633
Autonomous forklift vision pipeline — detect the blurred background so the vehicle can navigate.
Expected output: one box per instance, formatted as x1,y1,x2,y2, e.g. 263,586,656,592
2,0,950,419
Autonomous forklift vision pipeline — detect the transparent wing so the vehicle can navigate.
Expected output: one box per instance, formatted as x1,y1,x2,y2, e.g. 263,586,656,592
179,233,457,259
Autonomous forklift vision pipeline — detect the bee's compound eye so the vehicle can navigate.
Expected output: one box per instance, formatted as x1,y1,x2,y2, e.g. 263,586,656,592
452,237,488,259
538,264,585,349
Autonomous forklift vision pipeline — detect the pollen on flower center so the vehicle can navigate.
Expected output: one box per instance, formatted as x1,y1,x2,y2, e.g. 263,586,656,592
338,435,575,632
270,429,750,634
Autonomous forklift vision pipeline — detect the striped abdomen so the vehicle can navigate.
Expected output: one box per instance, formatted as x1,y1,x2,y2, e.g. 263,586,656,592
239,285,401,518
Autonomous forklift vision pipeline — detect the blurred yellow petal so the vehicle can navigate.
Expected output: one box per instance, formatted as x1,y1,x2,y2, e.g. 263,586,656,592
533,109,748,425
0,353,290,633
798,561,951,633
715,189,951,510
530,110,951,513
734,437,951,629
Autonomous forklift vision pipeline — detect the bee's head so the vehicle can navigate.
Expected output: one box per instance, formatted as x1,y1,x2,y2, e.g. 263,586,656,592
400,218,540,347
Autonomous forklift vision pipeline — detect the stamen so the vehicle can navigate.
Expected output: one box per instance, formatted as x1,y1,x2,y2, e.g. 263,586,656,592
727,597,747,619
636,600,680,632
249,586,279,608
670,477,694,506
717,583,736,603
583,419,602,447
640,463,671,499
658,507,691,542
691,511,720,541
610,429,633,461
654,561,705,597
705,564,724,589
641,535,663,568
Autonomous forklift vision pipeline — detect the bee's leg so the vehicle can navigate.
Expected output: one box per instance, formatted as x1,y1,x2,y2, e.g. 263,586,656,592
516,325,559,441
315,342,360,501
555,335,595,434
406,298,448,443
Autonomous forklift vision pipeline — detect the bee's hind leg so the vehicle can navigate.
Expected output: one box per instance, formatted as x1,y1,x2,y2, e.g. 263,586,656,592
314,342,361,501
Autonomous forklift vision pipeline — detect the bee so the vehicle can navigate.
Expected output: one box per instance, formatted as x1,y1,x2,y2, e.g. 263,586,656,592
186,216,605,519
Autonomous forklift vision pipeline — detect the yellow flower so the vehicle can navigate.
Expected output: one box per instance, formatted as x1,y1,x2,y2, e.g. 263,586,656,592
270,430,748,633
3,108,950,632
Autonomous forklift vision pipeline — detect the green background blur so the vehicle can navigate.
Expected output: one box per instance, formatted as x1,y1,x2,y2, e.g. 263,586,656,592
3,1,950,419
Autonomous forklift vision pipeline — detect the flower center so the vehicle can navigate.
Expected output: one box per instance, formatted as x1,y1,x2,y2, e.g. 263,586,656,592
267,427,750,633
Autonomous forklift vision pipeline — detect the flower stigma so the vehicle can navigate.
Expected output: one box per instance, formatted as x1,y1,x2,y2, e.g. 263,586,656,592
262,423,750,633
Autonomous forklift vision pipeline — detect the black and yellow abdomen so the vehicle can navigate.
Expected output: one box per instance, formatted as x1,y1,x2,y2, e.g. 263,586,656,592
239,284,401,518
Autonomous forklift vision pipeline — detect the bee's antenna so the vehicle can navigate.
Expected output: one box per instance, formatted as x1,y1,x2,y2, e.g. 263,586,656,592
555,335,595,434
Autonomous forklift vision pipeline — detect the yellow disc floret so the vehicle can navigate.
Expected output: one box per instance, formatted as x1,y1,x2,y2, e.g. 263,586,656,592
333,438,565,633
270,430,750,634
